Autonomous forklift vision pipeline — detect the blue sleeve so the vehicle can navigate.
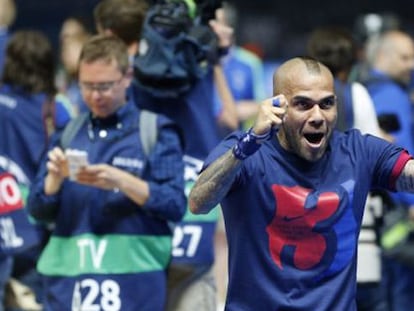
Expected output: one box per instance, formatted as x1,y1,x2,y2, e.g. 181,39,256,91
202,130,255,191
203,131,240,169
142,116,186,222
27,134,62,223
362,133,414,204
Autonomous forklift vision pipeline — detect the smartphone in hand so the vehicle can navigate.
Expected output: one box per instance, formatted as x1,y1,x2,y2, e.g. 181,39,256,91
65,149,89,180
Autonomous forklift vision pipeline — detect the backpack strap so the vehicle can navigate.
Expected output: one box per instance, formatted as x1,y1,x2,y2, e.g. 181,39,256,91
139,109,158,157
59,109,158,156
60,112,89,150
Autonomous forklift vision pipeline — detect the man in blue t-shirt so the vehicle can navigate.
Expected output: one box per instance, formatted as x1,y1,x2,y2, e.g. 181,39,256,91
189,57,414,311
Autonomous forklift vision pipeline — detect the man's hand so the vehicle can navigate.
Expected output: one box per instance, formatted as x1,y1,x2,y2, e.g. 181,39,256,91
77,164,150,206
44,147,69,195
252,95,288,137
76,164,122,191
209,8,233,49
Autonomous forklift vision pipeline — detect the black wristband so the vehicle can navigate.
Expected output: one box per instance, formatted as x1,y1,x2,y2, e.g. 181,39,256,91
232,130,262,160
209,47,230,65
217,47,230,57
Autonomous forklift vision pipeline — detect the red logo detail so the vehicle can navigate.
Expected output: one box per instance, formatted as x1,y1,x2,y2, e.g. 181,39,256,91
266,185,339,270
0,173,23,214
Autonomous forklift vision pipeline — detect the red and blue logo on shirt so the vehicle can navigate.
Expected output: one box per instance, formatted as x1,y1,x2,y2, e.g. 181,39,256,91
267,180,357,280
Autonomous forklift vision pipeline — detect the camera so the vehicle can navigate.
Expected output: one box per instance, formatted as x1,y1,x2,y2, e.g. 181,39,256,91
133,0,223,98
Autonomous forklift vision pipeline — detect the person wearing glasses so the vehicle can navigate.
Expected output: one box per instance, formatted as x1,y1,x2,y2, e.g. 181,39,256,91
189,57,414,311
27,35,186,311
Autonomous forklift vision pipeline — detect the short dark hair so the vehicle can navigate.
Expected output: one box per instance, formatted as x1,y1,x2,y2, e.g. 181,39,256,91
2,30,56,95
93,0,148,46
307,26,356,76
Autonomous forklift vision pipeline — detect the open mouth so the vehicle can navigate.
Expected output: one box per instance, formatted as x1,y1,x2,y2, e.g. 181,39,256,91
304,133,324,145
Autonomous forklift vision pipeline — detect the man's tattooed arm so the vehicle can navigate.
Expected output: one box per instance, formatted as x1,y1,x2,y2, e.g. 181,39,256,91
395,160,414,192
189,149,242,214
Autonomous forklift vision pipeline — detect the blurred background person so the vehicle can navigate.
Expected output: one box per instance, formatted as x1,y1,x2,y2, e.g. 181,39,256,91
361,30,414,153
93,0,148,62
56,17,91,115
307,26,381,135
0,30,73,310
59,16,90,42
350,13,402,84
214,1,265,131
0,2,17,308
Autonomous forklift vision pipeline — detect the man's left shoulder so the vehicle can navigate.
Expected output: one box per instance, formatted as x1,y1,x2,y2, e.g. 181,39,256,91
333,129,369,147
337,129,389,152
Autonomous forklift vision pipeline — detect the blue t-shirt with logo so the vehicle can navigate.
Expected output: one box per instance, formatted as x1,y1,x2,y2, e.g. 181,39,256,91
203,129,409,310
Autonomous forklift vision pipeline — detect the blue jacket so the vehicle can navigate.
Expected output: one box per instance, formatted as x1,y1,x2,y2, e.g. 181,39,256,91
0,84,72,184
0,84,73,254
27,99,186,311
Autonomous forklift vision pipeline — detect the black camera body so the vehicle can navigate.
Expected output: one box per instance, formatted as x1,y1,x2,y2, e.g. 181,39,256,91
133,0,222,98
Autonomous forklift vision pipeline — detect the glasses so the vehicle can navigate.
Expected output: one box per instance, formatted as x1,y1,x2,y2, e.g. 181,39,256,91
79,77,124,94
